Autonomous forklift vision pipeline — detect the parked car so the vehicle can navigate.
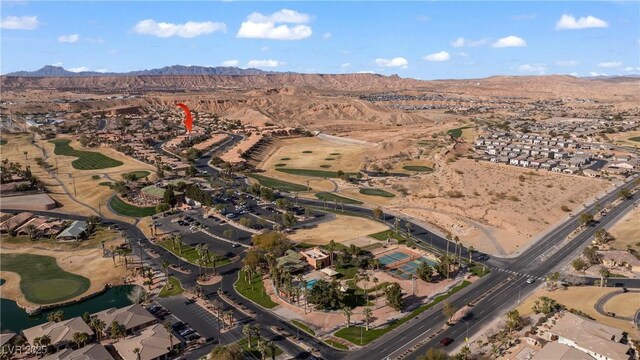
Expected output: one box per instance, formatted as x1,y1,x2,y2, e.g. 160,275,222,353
526,277,535,284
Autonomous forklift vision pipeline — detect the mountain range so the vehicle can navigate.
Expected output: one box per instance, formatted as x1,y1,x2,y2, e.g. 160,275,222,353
4,65,282,77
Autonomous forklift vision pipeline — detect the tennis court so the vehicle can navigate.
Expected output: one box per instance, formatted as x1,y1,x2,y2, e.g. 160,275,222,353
378,251,410,267
383,255,438,280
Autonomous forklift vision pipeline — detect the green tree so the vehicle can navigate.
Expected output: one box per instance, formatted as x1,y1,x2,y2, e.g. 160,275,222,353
164,186,177,206
572,258,588,273
618,188,632,200
416,263,433,282
72,332,90,348
579,212,594,227
156,202,170,213
362,307,373,331
209,345,244,360
506,309,521,332
384,283,404,311
341,306,353,327
583,246,600,265
419,348,449,360
373,207,383,220
47,310,64,323
442,301,456,324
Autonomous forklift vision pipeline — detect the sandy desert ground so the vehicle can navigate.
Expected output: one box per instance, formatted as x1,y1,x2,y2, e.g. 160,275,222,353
516,286,639,338
289,214,389,245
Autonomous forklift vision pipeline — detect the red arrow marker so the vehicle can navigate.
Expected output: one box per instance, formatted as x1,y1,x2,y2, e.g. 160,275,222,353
176,103,193,132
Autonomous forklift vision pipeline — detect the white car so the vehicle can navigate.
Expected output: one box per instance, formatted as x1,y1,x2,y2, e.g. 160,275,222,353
526,277,535,284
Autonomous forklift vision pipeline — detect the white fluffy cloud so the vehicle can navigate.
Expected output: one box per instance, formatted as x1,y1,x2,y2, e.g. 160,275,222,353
133,19,226,38
518,64,547,74
492,35,527,48
237,9,312,40
597,61,622,68
374,57,408,69
624,66,640,72
340,63,351,68
556,60,578,67
0,15,39,30
555,14,608,30
451,37,490,48
246,59,284,68
589,71,607,77
423,51,450,62
68,67,90,73
58,34,80,43
221,60,239,67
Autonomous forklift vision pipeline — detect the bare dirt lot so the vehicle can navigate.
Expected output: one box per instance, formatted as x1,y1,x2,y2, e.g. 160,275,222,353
516,286,639,337
289,214,389,245
387,159,610,255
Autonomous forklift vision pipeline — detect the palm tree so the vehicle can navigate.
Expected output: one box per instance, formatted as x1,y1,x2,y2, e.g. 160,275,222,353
163,321,174,352
201,244,210,277
251,323,261,344
394,217,401,234
328,240,336,266
23,151,28,160
257,340,268,360
405,222,413,239
72,332,89,348
224,310,234,328
161,260,170,280
267,340,277,360
36,334,51,350
25,224,37,240
342,307,353,327
445,233,452,259
599,267,610,287
372,277,380,305
243,324,254,347
360,271,370,302
90,317,106,341
468,246,474,263
133,347,141,360
362,307,373,331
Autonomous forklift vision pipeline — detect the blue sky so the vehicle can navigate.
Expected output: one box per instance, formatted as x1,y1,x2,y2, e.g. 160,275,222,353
1,1,639,79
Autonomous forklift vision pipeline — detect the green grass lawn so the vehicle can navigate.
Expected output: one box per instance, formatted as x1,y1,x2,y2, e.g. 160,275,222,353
0,253,90,304
335,265,358,279
49,139,123,170
291,320,316,336
402,165,433,172
315,192,363,205
248,174,309,192
159,276,184,298
156,238,230,268
369,229,406,242
324,339,348,350
122,170,151,180
99,181,114,189
469,264,490,278
359,188,395,198
335,280,471,345
447,126,472,139
234,270,278,309
276,168,361,178
109,196,157,217
236,338,283,358
629,136,640,142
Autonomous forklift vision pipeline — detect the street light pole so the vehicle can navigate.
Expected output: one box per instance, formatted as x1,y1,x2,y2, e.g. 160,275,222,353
461,319,469,343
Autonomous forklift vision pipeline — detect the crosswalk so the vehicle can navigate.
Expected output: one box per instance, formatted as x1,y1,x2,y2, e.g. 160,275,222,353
489,266,546,281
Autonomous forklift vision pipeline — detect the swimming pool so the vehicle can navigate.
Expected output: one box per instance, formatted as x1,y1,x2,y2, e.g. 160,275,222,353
306,279,318,289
